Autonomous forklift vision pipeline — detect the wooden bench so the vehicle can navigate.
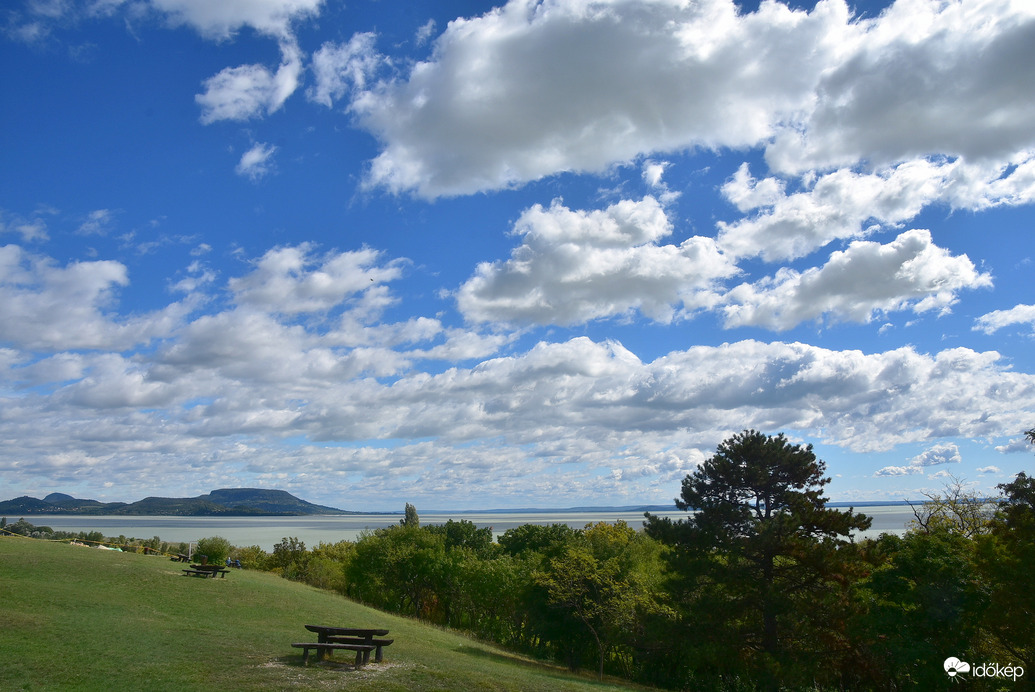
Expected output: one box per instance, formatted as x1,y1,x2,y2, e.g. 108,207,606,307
189,565,229,577
326,635,394,663
291,642,375,667
182,568,229,578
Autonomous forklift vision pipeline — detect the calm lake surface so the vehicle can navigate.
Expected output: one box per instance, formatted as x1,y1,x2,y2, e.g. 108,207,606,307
17,505,913,550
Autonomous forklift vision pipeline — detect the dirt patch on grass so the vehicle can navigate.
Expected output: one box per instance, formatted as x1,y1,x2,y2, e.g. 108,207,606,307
257,658,411,691
259,658,410,674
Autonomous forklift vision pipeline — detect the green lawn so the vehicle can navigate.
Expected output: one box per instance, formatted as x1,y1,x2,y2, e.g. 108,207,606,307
0,537,645,691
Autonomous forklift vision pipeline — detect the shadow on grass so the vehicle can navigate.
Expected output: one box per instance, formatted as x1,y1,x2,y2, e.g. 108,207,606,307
455,646,574,675
276,653,361,671
456,645,548,667
455,646,638,689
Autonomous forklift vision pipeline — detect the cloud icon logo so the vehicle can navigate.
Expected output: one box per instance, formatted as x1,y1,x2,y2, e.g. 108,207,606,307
944,657,971,677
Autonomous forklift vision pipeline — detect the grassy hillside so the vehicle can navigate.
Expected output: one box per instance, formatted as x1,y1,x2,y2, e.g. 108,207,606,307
0,537,643,691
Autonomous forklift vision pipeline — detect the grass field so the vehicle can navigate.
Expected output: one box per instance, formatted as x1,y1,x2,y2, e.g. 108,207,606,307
0,537,645,691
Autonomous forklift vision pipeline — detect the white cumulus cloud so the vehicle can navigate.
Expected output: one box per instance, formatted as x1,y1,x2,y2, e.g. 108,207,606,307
974,303,1035,335
875,442,964,478
0,245,188,351
722,229,993,331
235,142,277,181
766,0,1035,173
307,33,383,108
196,41,303,124
457,196,737,325
351,0,854,197
910,442,963,467
149,0,323,40
228,244,405,316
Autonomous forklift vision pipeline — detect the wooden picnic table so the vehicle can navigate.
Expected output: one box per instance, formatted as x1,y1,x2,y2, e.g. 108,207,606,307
301,625,393,663
182,565,230,578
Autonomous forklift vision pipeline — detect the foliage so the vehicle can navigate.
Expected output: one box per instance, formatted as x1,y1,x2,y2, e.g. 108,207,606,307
243,454,1032,690
850,531,988,688
401,502,420,527
345,524,446,618
425,518,495,556
535,522,665,681
270,536,306,572
499,522,579,560
194,535,232,565
974,471,1035,671
906,473,994,537
230,544,270,570
645,430,872,688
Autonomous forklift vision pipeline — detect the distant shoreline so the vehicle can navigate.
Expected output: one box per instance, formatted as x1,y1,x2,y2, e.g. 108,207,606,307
1,500,920,518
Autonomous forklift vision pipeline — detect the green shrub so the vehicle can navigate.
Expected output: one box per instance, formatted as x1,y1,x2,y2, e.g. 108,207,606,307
194,536,232,565
231,545,269,570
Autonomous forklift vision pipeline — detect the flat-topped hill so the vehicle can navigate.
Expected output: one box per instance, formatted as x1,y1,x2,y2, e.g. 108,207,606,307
0,487,351,516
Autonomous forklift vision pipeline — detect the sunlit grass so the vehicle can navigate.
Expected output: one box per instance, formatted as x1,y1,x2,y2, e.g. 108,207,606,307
0,537,643,691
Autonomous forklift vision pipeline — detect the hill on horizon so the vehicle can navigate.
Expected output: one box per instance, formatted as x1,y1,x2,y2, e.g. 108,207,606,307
0,488,352,516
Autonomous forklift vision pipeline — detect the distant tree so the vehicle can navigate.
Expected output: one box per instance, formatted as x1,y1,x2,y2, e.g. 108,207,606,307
907,473,994,538
498,523,578,560
425,519,495,556
535,521,669,681
230,544,269,570
270,536,307,571
646,430,872,688
536,543,635,681
400,502,420,528
998,471,1035,514
349,523,444,617
194,535,232,565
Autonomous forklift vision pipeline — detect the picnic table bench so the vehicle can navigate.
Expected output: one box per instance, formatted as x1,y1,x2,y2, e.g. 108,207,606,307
291,642,376,667
182,566,229,578
326,635,395,663
296,625,393,665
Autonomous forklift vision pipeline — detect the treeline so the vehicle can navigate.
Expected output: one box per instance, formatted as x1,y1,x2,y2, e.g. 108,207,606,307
0,516,189,556
234,514,670,681
226,434,1033,690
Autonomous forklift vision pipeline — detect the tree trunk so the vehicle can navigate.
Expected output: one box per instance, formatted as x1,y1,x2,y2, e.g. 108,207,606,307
761,552,779,692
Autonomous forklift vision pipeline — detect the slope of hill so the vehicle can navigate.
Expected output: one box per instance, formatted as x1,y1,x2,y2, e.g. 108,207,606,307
0,538,639,691
0,495,57,514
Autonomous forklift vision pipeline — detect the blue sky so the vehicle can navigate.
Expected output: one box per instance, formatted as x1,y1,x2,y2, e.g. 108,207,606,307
2,0,1033,511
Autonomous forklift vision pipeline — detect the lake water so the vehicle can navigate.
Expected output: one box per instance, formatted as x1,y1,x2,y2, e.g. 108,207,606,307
13,504,914,551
